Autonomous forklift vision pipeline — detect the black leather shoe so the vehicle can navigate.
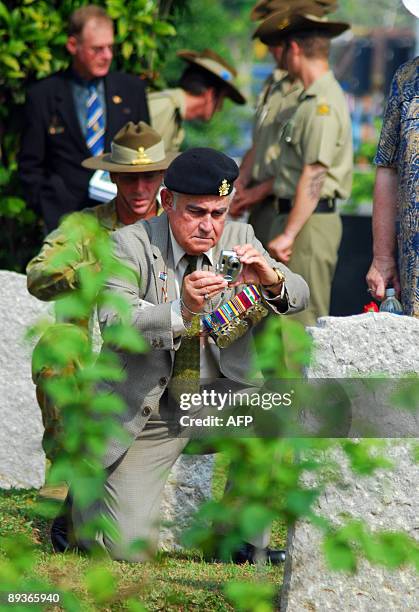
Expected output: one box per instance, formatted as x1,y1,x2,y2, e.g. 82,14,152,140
50,514,71,553
209,541,286,565
231,542,286,565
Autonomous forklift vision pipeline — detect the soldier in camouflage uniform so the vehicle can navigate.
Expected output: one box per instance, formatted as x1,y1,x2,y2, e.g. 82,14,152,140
148,49,246,152
28,121,176,461
230,1,337,249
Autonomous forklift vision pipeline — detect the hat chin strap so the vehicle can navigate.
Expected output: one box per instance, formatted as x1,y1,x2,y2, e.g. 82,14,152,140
111,140,166,165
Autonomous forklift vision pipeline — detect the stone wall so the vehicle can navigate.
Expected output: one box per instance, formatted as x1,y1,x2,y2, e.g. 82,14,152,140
280,313,419,611
0,271,50,489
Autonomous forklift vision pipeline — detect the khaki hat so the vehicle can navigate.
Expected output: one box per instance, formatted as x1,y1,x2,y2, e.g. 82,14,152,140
82,121,177,173
251,0,337,22
177,48,246,105
253,11,350,45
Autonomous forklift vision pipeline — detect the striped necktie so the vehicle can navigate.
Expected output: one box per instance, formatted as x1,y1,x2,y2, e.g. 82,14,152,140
86,83,105,155
169,255,200,403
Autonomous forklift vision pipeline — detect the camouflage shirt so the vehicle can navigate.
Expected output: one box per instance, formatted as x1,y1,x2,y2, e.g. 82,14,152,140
148,88,186,153
27,199,124,302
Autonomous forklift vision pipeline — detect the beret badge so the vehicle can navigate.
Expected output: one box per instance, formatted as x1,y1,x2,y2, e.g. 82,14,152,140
277,18,290,30
219,179,230,196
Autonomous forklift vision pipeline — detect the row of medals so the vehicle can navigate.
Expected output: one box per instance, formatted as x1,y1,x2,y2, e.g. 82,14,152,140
213,302,269,348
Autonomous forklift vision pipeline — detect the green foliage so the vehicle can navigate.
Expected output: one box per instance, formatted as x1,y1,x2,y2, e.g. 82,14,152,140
84,564,117,605
324,519,419,573
224,581,276,612
0,0,185,272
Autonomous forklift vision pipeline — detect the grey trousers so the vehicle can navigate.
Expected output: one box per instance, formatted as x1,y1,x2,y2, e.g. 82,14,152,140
72,387,271,562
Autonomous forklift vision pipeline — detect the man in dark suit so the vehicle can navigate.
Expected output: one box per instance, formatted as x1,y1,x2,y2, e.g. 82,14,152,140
18,5,149,231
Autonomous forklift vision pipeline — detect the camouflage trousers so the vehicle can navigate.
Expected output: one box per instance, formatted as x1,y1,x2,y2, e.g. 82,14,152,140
32,323,90,462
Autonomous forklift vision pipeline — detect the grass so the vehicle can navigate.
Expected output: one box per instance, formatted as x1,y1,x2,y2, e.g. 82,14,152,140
0,455,286,611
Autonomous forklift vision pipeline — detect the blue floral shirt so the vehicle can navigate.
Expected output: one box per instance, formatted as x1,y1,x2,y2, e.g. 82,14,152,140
374,57,419,316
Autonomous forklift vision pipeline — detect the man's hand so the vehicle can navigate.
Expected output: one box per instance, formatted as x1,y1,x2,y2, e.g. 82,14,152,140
230,244,281,292
230,188,256,218
366,255,400,301
230,179,274,219
268,232,294,263
182,271,227,318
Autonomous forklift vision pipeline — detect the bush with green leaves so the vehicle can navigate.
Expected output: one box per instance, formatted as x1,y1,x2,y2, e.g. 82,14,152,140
0,0,184,272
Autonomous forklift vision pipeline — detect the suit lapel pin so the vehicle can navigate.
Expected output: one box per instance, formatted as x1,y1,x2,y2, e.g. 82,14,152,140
112,95,122,104
159,271,167,281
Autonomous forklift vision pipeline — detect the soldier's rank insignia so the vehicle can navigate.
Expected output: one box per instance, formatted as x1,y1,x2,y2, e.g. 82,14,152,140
219,179,230,196
317,103,330,115
277,18,290,30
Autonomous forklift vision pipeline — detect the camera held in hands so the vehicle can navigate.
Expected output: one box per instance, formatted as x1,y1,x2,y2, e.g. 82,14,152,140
216,250,243,283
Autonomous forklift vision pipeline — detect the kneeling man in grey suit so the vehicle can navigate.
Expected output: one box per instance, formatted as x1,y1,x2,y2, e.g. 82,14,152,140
73,147,309,562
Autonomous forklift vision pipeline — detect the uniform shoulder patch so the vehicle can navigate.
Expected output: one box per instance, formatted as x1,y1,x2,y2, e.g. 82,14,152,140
316,103,330,116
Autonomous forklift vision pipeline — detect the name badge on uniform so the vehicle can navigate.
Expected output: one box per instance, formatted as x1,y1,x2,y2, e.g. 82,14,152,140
48,125,65,135
48,115,65,135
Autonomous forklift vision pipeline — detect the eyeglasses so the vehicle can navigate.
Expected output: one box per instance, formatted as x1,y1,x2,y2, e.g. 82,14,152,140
87,44,114,56
76,38,114,56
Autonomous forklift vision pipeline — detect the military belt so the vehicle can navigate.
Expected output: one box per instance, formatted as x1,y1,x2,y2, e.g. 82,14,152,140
277,198,336,214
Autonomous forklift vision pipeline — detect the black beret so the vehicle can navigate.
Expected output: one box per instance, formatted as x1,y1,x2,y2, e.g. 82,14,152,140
164,147,239,197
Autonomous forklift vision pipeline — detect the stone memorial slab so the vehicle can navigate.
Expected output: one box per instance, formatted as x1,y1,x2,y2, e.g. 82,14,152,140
0,271,50,489
280,314,419,611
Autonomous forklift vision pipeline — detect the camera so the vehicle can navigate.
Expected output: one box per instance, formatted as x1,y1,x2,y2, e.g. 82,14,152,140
216,250,243,283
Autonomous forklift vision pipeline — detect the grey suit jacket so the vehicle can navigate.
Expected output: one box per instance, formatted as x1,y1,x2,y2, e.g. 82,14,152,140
98,213,309,466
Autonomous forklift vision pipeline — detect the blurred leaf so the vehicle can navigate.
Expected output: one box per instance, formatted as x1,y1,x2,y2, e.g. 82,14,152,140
90,393,126,415
224,582,276,612
102,323,148,353
285,488,320,518
0,196,26,217
323,533,357,572
152,20,176,36
84,565,117,605
0,2,10,23
342,440,392,475
239,504,276,540
0,54,20,71
122,40,133,60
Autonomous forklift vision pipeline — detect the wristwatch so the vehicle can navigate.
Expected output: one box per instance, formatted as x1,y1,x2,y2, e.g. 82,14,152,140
263,267,285,290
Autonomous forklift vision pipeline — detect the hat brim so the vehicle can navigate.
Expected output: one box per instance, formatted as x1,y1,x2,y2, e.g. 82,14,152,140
82,151,178,173
251,0,337,22
253,13,350,44
177,52,246,105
